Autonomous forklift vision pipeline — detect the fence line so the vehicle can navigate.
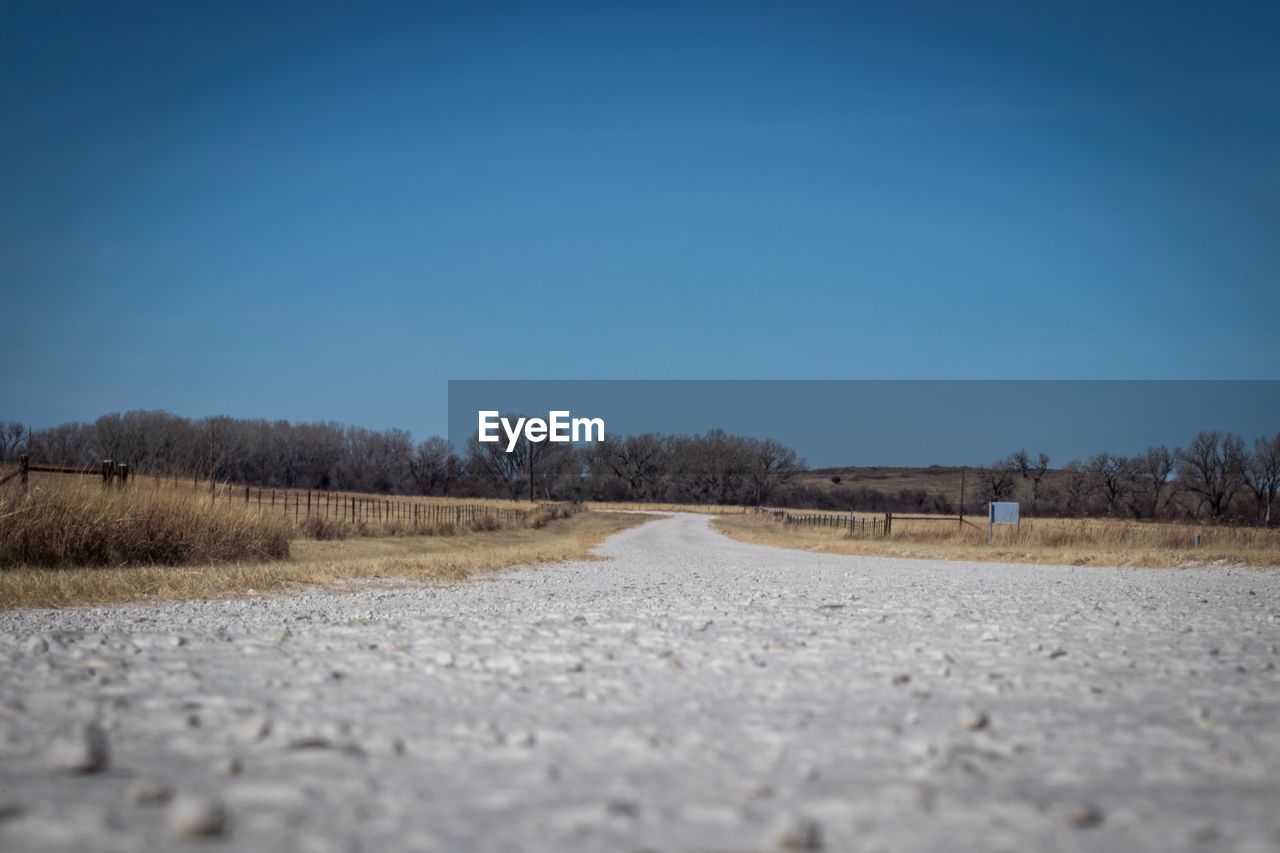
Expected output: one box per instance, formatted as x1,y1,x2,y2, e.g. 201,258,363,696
217,484,546,529
4,459,552,532
775,509,979,538
779,509,891,538
0,454,129,488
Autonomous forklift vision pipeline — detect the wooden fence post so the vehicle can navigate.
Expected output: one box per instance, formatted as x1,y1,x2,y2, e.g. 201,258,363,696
19,454,29,488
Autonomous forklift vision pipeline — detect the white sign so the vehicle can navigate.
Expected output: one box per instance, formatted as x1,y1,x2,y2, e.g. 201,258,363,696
988,501,1020,543
990,502,1020,524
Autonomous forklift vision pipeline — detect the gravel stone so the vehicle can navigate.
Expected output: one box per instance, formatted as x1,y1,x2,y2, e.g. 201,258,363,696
774,815,823,849
46,722,109,773
360,734,406,756
1064,803,1105,829
214,756,242,777
127,779,174,805
231,715,271,744
168,794,228,837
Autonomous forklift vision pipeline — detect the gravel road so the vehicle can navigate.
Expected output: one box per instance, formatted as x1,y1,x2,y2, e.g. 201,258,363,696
1,512,1278,852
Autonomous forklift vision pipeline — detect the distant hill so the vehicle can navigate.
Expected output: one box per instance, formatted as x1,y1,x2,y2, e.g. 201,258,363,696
800,465,1073,507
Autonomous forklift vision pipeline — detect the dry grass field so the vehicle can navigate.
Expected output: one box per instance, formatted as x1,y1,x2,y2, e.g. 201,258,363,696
0,470,554,554
0,470,651,608
0,477,293,568
714,512,1280,567
0,510,651,609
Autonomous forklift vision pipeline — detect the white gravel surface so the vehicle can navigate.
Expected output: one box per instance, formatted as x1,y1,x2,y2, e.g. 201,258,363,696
1,512,1278,852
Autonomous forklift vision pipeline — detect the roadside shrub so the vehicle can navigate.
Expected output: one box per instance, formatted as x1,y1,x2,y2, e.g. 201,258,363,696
0,482,290,568
525,503,577,529
297,516,350,540
469,515,502,532
525,510,553,529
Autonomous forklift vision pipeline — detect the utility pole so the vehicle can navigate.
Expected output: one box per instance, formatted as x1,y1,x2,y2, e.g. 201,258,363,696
208,420,215,496
959,468,965,528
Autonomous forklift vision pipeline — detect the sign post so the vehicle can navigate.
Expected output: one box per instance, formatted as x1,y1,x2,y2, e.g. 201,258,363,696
988,501,1020,544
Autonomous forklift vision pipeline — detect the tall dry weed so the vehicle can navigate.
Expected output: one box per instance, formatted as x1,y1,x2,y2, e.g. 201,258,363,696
0,481,290,568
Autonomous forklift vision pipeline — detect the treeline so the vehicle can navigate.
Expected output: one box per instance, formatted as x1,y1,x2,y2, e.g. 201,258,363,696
973,436,1280,524
781,435,1279,524
2,413,424,494
0,412,804,505
3,413,1277,523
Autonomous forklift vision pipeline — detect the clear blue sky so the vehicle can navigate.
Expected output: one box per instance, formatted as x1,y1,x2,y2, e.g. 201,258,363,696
3,1,1277,438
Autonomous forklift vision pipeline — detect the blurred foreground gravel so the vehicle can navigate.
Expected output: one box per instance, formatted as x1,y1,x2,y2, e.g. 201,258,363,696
1,513,1277,852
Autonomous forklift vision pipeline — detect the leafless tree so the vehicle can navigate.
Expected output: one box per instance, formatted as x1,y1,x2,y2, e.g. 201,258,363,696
1061,461,1090,516
979,458,1018,503
1011,449,1050,514
0,422,28,463
1176,431,1246,519
1085,453,1136,516
1132,445,1176,519
410,437,463,496
534,442,579,501
746,438,803,506
29,422,95,467
604,433,669,500
466,435,525,498
668,429,752,505
1244,433,1280,525
465,416,565,500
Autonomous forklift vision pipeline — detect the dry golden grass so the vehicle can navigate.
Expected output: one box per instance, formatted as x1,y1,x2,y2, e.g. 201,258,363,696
0,479,290,568
5,470,559,542
713,513,1280,568
0,510,654,609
